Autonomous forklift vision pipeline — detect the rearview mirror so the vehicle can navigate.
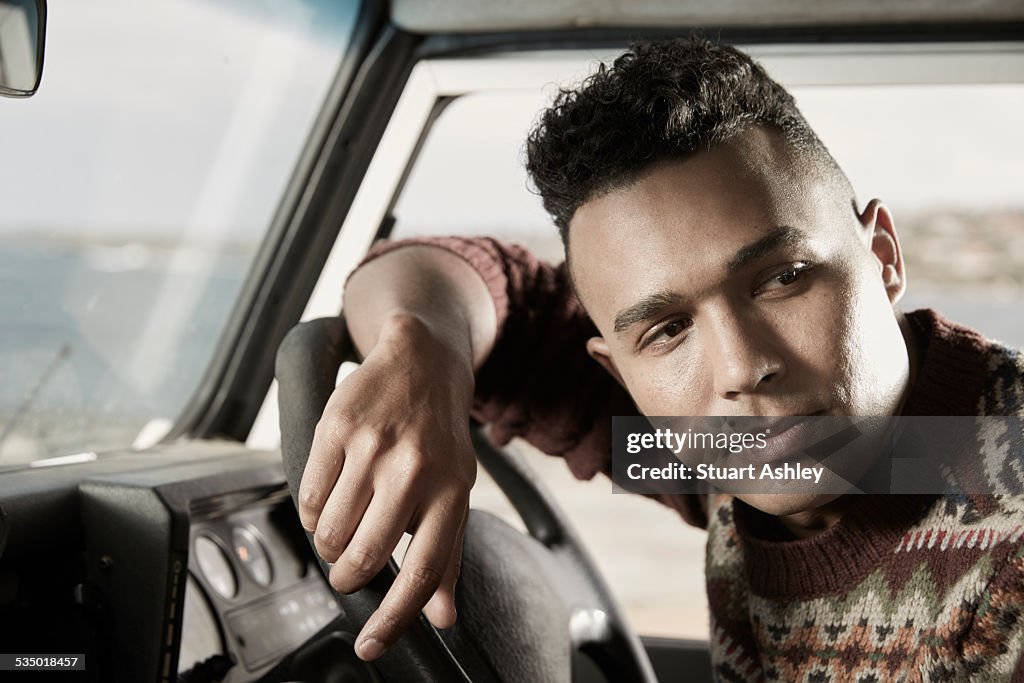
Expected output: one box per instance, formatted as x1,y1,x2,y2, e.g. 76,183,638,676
0,0,46,98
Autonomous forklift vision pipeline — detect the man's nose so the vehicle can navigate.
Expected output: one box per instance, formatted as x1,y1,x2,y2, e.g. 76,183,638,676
705,311,785,400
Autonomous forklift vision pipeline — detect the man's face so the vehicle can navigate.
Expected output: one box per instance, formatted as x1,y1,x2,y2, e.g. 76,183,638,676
569,126,911,516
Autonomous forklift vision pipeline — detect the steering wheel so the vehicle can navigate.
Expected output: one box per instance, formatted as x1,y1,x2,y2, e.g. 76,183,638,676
273,316,658,682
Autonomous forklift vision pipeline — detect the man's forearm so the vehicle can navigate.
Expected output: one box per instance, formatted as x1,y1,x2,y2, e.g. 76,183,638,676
303,244,497,660
342,245,498,371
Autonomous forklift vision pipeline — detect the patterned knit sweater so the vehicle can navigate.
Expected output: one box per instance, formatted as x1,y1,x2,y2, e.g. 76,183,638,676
354,236,1024,681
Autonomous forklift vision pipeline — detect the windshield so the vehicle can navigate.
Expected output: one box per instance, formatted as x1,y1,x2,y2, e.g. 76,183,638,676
0,0,359,464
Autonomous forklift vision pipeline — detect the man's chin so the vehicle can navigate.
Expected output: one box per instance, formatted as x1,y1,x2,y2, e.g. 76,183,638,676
736,492,843,518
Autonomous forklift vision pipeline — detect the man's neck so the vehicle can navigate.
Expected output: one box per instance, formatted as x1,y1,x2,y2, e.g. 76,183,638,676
776,496,853,539
896,311,921,416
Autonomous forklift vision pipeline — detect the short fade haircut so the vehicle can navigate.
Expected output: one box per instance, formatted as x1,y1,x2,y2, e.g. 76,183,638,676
525,37,847,246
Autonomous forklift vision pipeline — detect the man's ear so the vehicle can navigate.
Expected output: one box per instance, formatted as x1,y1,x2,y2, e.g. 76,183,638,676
586,336,626,388
858,198,906,304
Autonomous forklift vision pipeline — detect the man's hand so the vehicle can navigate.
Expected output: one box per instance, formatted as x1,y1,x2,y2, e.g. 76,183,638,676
297,315,478,662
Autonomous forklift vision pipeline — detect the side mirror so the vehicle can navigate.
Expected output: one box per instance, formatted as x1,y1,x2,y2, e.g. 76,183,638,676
0,0,46,98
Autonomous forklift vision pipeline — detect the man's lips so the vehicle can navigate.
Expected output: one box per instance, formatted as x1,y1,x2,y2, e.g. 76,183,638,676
762,412,826,438
723,411,828,465
726,411,826,435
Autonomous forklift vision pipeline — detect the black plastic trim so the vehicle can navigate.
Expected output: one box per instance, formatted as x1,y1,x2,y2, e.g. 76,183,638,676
640,635,713,682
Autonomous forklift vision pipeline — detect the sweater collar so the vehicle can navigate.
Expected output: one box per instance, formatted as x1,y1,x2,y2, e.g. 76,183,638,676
734,309,991,598
899,309,989,417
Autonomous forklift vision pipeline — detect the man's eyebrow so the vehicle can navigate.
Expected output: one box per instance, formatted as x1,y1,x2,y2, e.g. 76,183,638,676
611,226,808,336
727,226,808,274
613,291,684,334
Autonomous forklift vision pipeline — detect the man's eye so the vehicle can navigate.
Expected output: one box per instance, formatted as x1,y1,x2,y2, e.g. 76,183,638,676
776,269,800,285
756,262,813,294
662,321,686,338
642,318,692,349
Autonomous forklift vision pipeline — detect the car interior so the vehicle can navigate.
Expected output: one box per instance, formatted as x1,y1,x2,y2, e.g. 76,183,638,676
1,0,1022,681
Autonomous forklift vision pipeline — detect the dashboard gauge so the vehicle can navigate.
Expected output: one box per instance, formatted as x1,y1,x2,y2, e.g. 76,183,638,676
232,525,273,587
178,573,225,673
194,535,238,599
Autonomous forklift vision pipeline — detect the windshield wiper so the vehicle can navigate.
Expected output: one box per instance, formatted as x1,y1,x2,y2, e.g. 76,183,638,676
0,342,72,458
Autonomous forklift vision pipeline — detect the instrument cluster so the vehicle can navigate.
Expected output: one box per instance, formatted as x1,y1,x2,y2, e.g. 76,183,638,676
178,490,339,681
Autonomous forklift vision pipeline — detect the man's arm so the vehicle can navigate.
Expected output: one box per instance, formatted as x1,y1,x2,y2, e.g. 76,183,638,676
298,244,498,661
342,244,499,371
298,236,689,662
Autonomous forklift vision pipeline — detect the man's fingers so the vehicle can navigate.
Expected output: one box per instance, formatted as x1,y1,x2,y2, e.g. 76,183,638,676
422,506,467,629
299,373,376,531
312,460,374,563
328,490,415,594
298,398,355,532
354,499,466,661
298,445,343,533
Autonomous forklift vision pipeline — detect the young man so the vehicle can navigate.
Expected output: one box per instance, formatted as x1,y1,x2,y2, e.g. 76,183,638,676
298,39,1024,679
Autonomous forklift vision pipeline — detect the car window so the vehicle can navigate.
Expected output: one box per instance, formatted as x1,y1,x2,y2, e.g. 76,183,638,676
394,85,1024,346
389,64,1024,638
0,0,359,464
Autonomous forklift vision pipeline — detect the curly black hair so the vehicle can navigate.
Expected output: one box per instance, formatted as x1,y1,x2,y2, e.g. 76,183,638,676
525,37,843,246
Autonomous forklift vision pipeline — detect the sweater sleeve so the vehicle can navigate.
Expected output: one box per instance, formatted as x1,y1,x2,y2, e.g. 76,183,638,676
347,235,709,529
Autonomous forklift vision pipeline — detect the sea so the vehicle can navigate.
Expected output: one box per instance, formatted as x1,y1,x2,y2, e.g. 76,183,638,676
0,241,254,462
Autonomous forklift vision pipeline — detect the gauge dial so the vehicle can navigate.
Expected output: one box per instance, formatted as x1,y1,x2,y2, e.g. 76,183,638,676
194,535,237,599
232,525,273,587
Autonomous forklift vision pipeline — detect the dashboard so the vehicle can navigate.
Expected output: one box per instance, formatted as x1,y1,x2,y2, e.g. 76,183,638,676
0,441,363,683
